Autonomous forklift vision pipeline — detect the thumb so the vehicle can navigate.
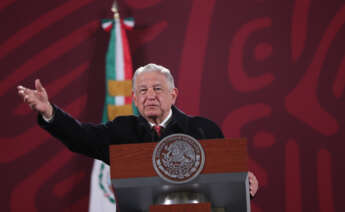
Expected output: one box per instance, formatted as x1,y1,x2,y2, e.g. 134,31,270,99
35,79,45,92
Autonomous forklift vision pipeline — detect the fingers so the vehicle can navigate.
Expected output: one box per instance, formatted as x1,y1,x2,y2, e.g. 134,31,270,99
17,86,25,98
35,79,45,92
17,79,45,101
21,91,34,104
17,85,38,110
17,81,51,114
17,85,32,100
17,85,26,94
248,171,259,197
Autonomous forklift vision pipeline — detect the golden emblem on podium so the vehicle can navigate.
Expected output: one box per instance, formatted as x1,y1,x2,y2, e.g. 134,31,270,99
153,134,205,184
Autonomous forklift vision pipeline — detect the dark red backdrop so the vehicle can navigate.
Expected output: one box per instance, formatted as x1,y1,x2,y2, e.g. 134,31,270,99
1,0,344,211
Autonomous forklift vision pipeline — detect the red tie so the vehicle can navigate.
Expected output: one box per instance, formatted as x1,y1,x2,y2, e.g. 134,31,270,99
153,125,162,137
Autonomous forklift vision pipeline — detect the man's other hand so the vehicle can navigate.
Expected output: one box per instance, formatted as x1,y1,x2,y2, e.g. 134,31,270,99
249,171,259,197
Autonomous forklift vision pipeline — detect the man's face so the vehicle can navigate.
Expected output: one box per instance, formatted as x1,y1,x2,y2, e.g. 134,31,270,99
133,71,178,124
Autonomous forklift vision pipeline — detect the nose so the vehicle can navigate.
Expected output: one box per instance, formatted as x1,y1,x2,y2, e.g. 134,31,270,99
146,88,156,99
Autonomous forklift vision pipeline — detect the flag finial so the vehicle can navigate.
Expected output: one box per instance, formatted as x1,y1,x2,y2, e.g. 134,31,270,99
111,0,120,20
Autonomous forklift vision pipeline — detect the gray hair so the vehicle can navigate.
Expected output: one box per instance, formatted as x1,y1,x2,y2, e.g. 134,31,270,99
132,63,175,91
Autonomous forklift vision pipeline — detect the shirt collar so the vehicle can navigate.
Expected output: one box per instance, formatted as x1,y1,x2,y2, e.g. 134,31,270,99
148,109,172,128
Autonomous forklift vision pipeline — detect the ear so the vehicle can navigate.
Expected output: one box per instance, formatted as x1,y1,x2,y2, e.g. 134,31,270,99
132,91,138,107
171,88,178,104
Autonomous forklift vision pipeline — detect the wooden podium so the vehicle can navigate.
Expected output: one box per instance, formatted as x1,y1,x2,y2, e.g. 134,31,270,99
109,138,250,212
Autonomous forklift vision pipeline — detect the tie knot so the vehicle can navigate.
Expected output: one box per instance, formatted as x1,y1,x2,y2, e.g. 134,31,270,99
153,125,162,136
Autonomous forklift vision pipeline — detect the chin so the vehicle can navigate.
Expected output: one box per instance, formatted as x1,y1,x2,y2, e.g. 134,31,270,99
145,111,161,118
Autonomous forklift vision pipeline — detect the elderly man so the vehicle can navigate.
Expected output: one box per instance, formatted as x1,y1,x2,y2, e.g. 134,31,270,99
17,63,259,196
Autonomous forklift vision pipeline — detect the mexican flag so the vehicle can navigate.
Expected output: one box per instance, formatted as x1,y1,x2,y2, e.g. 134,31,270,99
88,17,135,212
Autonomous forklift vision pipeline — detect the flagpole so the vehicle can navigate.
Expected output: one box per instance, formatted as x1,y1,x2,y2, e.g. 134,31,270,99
89,2,122,212
112,0,120,20
89,3,135,211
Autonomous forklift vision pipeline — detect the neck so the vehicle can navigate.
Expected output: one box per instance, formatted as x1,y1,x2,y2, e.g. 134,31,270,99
147,116,164,125
146,109,172,126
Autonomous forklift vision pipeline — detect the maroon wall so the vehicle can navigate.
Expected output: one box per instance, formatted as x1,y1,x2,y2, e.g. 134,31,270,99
1,0,344,211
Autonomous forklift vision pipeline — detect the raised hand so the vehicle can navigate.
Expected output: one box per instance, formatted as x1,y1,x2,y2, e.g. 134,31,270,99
248,171,259,197
17,79,53,119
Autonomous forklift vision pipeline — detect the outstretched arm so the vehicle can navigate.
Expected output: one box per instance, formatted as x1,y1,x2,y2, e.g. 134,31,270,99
17,79,113,163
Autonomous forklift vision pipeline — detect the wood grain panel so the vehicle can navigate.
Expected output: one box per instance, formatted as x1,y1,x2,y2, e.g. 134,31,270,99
110,138,248,179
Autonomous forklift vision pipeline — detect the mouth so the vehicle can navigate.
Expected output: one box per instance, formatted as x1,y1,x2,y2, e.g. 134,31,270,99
145,105,158,108
144,104,161,111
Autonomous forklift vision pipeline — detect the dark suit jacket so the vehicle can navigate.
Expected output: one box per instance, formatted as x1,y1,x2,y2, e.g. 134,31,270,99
38,105,224,164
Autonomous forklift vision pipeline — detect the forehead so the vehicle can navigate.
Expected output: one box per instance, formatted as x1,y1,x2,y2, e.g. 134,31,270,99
135,71,168,87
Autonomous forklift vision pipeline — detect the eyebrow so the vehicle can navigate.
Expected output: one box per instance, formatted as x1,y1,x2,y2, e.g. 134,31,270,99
137,83,162,88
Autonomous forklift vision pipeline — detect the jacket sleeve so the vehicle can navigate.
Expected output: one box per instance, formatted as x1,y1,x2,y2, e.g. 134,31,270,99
38,104,115,164
204,119,224,139
192,117,224,139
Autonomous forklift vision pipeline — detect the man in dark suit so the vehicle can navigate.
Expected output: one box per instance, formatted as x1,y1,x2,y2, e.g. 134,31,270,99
17,63,259,196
